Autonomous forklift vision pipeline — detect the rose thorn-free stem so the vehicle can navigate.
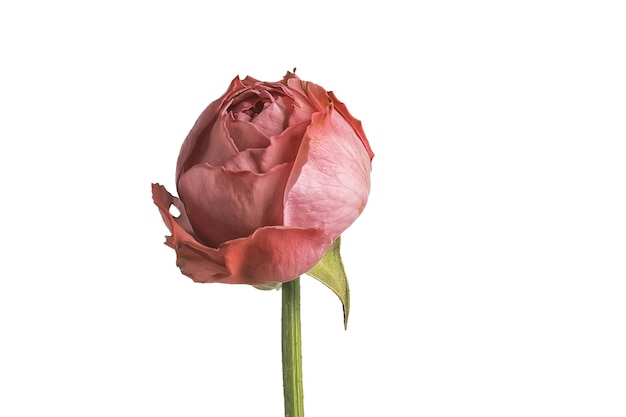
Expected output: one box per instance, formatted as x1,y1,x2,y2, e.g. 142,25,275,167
282,277,304,417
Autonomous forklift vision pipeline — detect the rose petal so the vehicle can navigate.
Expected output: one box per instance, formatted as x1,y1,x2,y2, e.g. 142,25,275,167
222,226,333,284
281,72,322,120
177,163,291,248
259,120,309,171
151,183,230,282
153,184,330,285
283,109,372,240
176,77,245,181
222,120,309,174
285,74,329,112
241,75,261,86
328,91,375,161
249,95,292,137
227,88,271,121
221,148,265,173
188,116,239,167
225,115,270,151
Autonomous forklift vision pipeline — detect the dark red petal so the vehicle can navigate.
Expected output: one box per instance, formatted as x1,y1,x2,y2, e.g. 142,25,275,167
222,226,333,284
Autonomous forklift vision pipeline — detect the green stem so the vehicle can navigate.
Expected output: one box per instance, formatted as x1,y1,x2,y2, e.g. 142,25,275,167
282,277,304,417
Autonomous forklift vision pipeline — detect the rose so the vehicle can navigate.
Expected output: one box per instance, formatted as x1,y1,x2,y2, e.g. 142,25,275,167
152,71,373,285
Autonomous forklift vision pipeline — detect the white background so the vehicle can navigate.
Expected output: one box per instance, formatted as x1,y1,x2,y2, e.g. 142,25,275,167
1,1,625,416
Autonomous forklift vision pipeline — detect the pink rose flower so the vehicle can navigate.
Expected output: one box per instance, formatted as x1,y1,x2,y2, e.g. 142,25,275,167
152,72,373,285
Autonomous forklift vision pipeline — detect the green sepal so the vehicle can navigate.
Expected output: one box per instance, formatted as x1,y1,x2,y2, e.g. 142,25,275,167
306,236,350,329
253,282,282,291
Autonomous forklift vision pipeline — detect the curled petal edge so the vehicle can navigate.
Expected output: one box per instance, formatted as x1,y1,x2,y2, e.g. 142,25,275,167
152,183,230,282
328,91,375,161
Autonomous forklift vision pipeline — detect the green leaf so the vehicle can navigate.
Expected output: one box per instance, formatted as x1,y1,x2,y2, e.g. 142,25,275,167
306,236,350,329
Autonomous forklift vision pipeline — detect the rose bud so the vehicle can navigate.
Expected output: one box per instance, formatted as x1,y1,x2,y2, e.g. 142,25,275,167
152,71,373,285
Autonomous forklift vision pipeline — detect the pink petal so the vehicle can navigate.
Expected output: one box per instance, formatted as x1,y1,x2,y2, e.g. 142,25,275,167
329,91,375,161
283,109,372,240
278,74,317,124
177,163,291,248
285,74,329,112
222,226,333,284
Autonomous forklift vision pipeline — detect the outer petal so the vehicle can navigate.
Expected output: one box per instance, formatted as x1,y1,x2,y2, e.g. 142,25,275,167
152,183,230,282
153,184,330,285
284,73,373,161
176,76,246,181
283,109,372,240
177,163,292,248
222,226,333,284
